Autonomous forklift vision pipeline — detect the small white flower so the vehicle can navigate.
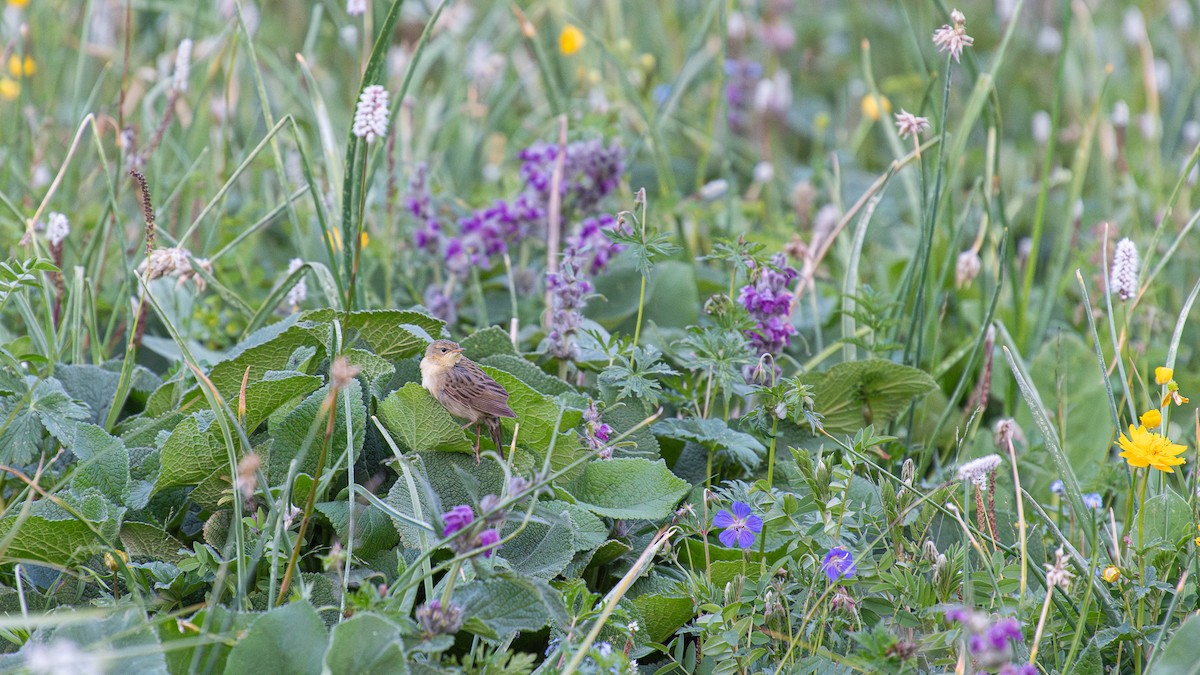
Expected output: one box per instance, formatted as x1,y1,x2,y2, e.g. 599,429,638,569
957,454,1003,488
352,85,390,143
172,38,192,93
627,620,639,633
1044,547,1073,591
1169,0,1193,30
1112,100,1130,127
698,179,728,201
753,161,775,184
1110,237,1140,301
25,639,103,675
1123,7,1145,45
752,71,792,116
1031,110,1051,145
46,212,70,247
346,0,367,16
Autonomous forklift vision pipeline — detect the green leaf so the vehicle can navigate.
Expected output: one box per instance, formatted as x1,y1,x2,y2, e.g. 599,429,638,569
480,354,576,397
643,260,699,328
160,606,253,675
324,613,408,675
316,499,401,558
64,423,131,505
799,359,937,434
628,575,694,643
602,403,659,459
225,601,328,675
376,383,474,455
0,488,125,567
455,573,564,640
0,376,90,465
205,324,326,399
153,412,227,495
1138,490,1192,547
345,348,396,397
499,505,576,579
120,521,185,563
545,500,608,552
460,326,518,359
1152,612,1200,675
653,418,765,473
242,370,323,431
563,458,690,520
55,364,121,425
333,309,445,359
268,381,365,484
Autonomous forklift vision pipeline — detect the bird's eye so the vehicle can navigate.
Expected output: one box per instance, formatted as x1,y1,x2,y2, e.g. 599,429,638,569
440,348,447,353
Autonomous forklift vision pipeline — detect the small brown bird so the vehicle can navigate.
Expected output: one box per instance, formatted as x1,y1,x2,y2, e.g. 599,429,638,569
420,339,516,462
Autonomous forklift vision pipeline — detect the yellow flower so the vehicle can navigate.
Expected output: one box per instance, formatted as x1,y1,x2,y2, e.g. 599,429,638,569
1117,424,1187,473
1101,566,1120,583
360,231,369,248
7,55,34,78
559,25,585,56
861,94,892,122
1140,409,1162,428
6,0,29,7
0,77,18,101
1156,367,1174,385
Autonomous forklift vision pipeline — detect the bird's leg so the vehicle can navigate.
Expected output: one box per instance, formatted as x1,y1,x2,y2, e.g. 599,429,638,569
472,424,482,464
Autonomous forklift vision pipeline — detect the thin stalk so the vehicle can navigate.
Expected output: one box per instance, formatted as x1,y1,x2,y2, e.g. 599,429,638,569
277,392,339,604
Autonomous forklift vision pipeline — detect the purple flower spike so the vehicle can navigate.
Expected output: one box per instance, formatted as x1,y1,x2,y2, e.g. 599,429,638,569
822,547,857,582
712,501,763,549
441,505,474,537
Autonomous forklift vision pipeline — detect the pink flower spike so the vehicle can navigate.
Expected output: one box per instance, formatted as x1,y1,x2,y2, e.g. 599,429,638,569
352,85,390,143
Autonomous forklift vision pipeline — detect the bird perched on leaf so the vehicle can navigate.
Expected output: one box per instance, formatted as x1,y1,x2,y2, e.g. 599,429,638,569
421,340,516,462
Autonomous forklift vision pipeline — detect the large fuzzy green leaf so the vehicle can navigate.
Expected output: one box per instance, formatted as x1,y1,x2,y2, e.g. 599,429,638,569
225,601,327,675
799,359,936,434
563,458,690,520
0,488,125,567
376,383,474,455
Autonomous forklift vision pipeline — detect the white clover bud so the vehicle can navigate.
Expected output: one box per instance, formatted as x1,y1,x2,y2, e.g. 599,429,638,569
352,85,390,143
1110,237,1139,301
172,38,192,93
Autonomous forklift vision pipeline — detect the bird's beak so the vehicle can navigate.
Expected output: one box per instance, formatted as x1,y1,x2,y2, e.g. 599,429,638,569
450,347,464,354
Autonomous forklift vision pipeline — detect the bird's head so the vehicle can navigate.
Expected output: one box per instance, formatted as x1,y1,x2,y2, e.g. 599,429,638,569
424,340,465,368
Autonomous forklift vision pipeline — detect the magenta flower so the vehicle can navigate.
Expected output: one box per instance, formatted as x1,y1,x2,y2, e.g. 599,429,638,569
712,501,763,549
476,529,500,557
441,505,474,537
822,547,857,582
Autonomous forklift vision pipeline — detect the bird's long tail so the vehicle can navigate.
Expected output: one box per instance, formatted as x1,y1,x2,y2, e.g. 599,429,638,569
485,417,505,457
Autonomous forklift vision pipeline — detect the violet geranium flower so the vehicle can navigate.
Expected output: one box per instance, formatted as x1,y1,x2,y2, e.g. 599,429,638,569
712,501,763,549
822,547,857,582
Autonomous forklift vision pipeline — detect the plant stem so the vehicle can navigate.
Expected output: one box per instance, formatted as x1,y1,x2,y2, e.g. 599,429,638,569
277,393,338,604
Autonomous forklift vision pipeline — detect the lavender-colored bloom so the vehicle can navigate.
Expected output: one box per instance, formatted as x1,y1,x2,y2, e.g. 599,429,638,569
944,606,972,624
999,664,1038,675
724,58,763,133
566,214,626,275
476,528,500,557
985,618,1023,648
441,505,474,537
712,501,763,549
738,254,798,357
407,164,443,255
822,547,857,582
423,284,457,325
545,257,593,361
1050,479,1064,495
517,139,624,217
1082,493,1103,510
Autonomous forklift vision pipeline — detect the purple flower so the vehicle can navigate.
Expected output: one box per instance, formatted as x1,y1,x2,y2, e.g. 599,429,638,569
724,58,762,133
821,547,857,582
944,606,972,624
999,664,1038,675
1050,479,1064,495
1082,493,1103,510
544,259,593,360
738,254,798,358
476,528,500,557
441,505,474,537
712,501,763,549
518,139,624,217
986,618,1023,647
423,284,457,325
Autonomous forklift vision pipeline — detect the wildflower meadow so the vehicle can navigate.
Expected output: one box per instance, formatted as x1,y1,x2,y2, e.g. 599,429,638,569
3,0,1200,673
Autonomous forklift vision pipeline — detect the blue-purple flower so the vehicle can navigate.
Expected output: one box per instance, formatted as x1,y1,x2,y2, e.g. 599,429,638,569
712,501,763,549
738,254,798,358
476,528,500,557
998,664,1037,675
822,547,857,582
1082,492,1103,510
1049,479,1064,495
441,505,474,537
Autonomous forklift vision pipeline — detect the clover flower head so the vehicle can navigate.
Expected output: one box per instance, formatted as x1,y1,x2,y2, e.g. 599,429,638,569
932,8,974,62
822,546,857,582
712,501,763,549
352,85,390,143
1110,237,1140,301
